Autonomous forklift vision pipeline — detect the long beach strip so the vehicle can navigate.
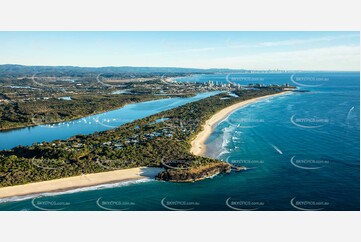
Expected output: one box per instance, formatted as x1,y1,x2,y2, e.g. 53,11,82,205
0,91,290,200
190,91,291,156
0,167,162,199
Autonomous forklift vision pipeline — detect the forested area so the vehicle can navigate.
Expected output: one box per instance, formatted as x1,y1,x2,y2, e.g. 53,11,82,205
0,87,285,186
0,94,164,130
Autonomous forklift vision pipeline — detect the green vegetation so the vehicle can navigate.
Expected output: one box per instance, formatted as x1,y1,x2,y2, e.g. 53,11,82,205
0,70,233,130
157,162,232,182
0,93,165,130
0,87,287,187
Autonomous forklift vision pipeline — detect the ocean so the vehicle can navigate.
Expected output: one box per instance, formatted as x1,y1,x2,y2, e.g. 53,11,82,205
0,72,359,211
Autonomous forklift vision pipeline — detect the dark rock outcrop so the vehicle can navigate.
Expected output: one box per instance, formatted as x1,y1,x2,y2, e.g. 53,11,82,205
157,162,231,182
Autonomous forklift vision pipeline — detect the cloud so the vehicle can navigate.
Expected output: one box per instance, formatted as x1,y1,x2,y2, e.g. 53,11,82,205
141,47,216,56
229,34,359,49
178,45,360,71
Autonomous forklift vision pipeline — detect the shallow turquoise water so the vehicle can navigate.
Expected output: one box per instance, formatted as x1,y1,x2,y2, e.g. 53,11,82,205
0,73,359,211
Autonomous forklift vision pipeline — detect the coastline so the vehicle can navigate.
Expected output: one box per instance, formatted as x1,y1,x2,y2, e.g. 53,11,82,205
0,96,167,132
0,167,163,200
0,91,290,199
190,91,291,156
0,91,209,133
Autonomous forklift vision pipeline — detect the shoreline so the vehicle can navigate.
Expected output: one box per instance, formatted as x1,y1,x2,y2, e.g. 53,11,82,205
0,90,210,133
0,95,167,133
190,91,291,156
0,167,163,200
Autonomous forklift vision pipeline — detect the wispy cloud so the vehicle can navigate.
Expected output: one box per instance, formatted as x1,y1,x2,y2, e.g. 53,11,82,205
178,45,360,71
141,47,216,56
142,34,359,57
136,33,359,60
229,34,359,49
177,47,216,53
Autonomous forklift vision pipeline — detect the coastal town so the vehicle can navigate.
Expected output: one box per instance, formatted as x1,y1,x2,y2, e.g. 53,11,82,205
0,80,293,194
0,66,291,131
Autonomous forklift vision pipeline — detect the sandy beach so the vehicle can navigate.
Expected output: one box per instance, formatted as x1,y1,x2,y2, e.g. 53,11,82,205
0,167,163,199
190,91,291,156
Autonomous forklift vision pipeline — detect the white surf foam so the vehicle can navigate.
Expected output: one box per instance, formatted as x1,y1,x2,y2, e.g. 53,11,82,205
270,144,283,154
0,178,153,204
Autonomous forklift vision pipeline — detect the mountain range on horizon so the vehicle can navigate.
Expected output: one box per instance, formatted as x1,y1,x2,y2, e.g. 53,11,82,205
0,64,351,77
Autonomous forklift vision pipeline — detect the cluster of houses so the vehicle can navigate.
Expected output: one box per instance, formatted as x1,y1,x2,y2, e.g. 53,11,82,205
0,99,9,104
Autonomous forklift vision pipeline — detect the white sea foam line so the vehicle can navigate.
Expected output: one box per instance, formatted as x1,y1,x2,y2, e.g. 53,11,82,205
270,144,283,154
0,178,154,204
216,125,236,159
213,92,293,159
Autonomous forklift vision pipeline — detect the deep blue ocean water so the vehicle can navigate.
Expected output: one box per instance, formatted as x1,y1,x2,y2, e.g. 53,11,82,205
0,72,359,211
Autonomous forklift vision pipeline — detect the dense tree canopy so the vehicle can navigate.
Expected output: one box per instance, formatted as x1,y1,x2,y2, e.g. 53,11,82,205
0,87,286,187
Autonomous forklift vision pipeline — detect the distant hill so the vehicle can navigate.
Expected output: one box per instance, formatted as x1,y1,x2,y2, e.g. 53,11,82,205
0,64,247,76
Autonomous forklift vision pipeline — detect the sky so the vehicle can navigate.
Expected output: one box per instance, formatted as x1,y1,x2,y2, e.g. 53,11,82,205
0,31,359,71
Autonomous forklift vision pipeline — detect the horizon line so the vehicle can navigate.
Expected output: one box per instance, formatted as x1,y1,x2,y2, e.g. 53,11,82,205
0,63,359,72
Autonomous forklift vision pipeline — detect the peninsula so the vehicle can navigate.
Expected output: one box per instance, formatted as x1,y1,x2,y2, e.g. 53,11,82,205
0,85,294,199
